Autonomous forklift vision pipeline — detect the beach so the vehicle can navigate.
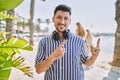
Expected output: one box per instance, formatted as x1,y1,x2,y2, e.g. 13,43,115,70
9,36,120,80
84,52,120,80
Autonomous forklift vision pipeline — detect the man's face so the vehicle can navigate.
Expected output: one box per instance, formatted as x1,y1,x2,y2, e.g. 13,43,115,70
52,10,71,32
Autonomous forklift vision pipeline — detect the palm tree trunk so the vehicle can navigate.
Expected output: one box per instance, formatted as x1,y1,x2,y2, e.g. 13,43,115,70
6,9,14,39
29,0,34,46
111,0,120,67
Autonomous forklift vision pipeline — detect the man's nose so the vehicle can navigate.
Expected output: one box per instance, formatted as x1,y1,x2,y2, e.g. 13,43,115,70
60,18,65,24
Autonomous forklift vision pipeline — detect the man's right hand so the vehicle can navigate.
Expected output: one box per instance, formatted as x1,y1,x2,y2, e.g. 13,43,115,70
51,40,67,59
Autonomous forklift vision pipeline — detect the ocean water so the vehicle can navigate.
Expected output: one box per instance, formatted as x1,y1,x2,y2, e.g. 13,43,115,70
93,36,114,54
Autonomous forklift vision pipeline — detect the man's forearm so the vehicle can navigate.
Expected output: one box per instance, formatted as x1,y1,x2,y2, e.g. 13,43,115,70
35,55,56,74
84,55,97,66
35,42,67,74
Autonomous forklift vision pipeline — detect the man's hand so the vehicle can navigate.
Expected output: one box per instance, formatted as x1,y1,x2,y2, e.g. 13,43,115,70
91,38,100,58
84,38,100,66
52,40,67,59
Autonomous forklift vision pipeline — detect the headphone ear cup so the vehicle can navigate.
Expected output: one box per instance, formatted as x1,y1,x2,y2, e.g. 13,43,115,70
52,30,69,40
52,31,60,40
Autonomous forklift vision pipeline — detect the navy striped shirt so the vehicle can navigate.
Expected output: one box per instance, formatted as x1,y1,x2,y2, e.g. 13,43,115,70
35,32,89,80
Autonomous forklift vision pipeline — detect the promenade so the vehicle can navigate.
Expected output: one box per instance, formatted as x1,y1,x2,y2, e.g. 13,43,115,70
9,37,120,80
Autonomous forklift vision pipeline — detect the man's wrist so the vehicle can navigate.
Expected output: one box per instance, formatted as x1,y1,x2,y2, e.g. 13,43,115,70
48,53,57,62
91,55,97,60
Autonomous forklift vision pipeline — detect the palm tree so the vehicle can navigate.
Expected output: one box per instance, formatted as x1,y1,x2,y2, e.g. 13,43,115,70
34,24,41,33
45,18,51,25
6,9,14,39
17,20,27,33
29,0,35,46
37,18,42,31
111,0,120,67
37,18,42,25
29,0,45,45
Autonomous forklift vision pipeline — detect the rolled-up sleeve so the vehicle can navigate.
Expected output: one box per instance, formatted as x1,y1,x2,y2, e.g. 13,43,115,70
35,39,45,65
80,40,89,64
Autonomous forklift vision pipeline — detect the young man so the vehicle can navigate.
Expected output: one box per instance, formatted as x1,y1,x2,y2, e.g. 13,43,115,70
35,4,100,80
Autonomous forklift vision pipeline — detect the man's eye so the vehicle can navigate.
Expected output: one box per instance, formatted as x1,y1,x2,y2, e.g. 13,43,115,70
64,17,69,20
57,16,61,19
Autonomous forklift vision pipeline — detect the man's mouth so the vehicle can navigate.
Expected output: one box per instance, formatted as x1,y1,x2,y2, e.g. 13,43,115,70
58,24,65,26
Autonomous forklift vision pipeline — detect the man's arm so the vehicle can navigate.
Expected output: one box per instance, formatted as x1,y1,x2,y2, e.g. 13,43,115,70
84,53,98,66
84,38,100,66
35,40,67,74
35,54,56,74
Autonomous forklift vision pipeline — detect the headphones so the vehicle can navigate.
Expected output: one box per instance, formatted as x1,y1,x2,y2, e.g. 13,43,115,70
52,30,70,40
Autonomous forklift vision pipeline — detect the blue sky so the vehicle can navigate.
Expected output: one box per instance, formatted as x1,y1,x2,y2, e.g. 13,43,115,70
15,0,116,33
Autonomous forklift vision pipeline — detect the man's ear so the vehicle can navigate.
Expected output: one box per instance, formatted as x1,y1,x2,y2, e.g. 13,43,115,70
69,18,71,24
52,16,55,22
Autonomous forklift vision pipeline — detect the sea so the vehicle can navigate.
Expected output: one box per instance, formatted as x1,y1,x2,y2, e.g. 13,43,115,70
93,36,114,54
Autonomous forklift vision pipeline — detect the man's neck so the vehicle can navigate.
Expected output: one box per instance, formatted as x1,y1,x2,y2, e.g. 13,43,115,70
58,32,64,39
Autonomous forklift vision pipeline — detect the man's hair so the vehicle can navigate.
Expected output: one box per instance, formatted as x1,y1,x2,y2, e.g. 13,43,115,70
54,4,71,15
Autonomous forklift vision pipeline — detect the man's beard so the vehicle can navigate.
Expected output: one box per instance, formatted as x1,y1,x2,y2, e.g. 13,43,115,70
56,28,64,33
56,24,66,33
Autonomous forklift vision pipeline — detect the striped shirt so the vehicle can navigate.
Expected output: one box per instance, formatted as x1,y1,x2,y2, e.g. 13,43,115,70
35,32,89,80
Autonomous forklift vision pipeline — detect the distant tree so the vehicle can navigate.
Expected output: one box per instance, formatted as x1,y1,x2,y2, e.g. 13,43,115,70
37,18,42,32
17,20,29,33
37,18,42,25
0,0,23,39
29,0,45,45
29,0,35,46
45,19,51,25
6,9,14,39
21,18,25,31
111,0,120,67
35,24,41,33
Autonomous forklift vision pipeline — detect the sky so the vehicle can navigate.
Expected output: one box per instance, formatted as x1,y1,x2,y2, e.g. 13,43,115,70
15,0,116,33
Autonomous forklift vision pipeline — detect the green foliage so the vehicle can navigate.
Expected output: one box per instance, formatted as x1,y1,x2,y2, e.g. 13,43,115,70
0,0,34,79
0,12,16,20
0,35,33,79
17,21,30,26
0,54,12,80
12,56,33,77
0,0,24,12
0,36,33,56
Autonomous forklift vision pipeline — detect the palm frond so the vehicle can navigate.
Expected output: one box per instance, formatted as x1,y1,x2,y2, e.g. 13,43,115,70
0,36,33,56
12,56,33,77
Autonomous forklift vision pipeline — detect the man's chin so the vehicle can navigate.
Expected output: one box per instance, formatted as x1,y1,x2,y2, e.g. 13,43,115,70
56,29,65,32
58,30,66,33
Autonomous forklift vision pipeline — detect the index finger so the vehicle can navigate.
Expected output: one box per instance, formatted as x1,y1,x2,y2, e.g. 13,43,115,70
96,38,100,48
60,40,67,47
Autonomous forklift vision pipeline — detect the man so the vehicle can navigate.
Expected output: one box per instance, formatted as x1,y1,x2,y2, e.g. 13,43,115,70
35,4,100,80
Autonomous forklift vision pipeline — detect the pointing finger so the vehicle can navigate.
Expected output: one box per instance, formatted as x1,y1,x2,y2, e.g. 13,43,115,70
59,40,67,48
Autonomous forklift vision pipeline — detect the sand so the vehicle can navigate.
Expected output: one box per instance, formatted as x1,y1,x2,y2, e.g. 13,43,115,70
84,52,120,80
